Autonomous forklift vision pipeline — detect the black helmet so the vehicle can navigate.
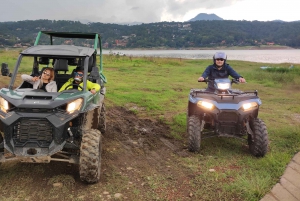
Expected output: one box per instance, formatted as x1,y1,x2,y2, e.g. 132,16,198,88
213,52,227,63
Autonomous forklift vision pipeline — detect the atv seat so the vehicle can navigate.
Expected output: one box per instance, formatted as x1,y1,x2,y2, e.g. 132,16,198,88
54,59,70,90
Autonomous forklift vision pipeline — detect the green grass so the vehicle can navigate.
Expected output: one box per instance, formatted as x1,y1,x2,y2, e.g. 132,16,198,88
102,55,300,200
1,49,300,200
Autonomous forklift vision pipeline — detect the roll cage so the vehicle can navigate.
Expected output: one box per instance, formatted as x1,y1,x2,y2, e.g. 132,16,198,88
33,31,106,83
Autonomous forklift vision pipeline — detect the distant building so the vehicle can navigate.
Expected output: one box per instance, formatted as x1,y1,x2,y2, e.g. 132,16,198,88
103,42,109,48
115,39,127,47
13,43,22,47
183,24,191,28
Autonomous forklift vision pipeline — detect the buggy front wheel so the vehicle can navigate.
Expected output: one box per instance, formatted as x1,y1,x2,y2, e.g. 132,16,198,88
79,129,102,183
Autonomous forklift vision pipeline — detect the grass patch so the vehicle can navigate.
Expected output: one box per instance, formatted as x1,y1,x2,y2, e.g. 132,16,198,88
101,54,300,200
0,50,300,200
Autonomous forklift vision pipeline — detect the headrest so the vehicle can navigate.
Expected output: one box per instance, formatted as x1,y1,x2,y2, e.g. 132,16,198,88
39,57,50,65
68,58,78,66
77,56,94,72
54,59,69,72
88,56,94,72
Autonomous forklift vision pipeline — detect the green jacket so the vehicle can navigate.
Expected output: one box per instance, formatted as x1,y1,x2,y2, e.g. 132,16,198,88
58,78,100,92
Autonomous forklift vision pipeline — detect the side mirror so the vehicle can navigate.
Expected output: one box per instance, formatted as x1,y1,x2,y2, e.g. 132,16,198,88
1,63,10,76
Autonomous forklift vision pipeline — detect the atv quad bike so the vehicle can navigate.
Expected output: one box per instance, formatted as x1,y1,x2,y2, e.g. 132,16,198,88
0,31,107,183
187,78,268,157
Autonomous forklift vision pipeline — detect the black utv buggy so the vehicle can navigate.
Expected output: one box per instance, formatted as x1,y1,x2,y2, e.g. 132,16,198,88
0,31,107,183
187,78,268,157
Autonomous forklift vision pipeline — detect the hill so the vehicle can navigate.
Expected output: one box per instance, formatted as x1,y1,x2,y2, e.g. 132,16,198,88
188,13,223,21
0,19,300,49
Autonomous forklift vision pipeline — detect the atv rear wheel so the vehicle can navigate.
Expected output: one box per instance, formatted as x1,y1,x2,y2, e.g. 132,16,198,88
79,129,102,183
188,115,202,152
248,118,268,157
98,103,106,134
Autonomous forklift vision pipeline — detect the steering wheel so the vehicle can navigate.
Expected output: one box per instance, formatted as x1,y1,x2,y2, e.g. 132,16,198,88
64,84,83,91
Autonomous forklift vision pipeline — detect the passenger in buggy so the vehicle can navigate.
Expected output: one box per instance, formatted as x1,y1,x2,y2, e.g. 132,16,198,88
58,68,100,94
21,67,57,92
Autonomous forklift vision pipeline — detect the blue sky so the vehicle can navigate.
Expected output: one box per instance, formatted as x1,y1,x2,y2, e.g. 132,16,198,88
0,0,298,23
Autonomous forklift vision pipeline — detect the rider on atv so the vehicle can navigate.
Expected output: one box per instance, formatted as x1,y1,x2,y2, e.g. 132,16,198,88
198,52,246,91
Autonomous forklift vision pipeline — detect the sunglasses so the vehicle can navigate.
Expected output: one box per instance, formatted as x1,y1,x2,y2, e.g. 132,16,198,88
74,72,84,77
216,58,224,61
43,72,50,76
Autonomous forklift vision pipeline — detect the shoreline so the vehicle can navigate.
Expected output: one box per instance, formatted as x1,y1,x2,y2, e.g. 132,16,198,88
105,45,296,51
1,45,296,51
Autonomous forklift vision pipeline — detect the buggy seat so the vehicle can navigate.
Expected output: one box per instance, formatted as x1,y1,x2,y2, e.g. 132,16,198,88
54,59,70,90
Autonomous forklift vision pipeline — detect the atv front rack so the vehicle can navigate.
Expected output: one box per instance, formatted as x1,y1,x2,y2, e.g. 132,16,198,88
190,89,258,98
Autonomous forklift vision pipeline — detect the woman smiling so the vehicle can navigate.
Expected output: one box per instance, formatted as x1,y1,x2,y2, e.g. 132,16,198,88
21,67,57,92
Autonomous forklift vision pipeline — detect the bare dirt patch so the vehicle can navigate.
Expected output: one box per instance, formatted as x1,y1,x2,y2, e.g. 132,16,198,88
99,106,194,200
0,104,196,201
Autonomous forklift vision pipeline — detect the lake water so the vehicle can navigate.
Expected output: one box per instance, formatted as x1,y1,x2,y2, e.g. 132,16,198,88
102,49,300,64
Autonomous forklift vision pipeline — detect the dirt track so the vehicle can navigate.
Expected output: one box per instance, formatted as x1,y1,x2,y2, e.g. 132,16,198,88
100,106,193,200
0,103,196,200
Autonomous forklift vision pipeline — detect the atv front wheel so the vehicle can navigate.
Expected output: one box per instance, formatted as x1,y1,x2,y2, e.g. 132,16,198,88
248,118,268,157
79,129,102,183
188,115,202,152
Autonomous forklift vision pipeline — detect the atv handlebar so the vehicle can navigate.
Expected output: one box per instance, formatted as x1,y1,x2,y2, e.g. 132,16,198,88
198,78,241,84
198,79,209,83
231,78,240,84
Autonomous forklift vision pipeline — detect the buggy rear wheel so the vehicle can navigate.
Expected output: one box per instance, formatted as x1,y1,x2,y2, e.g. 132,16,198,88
98,103,106,134
79,129,102,183
248,118,268,157
188,115,202,152
0,133,3,151
0,134,3,164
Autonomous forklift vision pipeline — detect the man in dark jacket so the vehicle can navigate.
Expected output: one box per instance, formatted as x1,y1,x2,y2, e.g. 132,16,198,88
198,52,246,91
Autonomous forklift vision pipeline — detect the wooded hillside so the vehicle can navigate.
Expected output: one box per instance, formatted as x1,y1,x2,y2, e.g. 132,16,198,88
0,20,300,48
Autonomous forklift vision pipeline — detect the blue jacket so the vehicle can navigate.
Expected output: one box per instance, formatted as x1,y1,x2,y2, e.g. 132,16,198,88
201,63,242,91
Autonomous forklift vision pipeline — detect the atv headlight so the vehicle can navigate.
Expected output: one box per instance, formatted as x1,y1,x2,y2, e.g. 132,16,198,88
242,102,258,111
0,97,10,113
197,101,213,110
66,98,83,113
217,83,230,90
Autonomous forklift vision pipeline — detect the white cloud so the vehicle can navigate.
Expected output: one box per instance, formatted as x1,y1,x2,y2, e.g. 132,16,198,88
199,0,300,22
0,0,298,23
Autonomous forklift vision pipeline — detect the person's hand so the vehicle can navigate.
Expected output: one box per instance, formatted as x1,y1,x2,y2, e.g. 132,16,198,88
198,77,205,82
239,77,246,83
32,76,39,82
90,89,96,94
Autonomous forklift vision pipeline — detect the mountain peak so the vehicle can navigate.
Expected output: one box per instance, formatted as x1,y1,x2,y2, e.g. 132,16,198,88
188,13,223,21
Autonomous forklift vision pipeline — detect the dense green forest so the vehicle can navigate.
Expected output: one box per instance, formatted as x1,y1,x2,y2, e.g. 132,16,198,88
0,19,300,48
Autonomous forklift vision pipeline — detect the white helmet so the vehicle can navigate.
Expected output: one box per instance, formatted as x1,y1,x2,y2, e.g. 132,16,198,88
213,52,227,63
